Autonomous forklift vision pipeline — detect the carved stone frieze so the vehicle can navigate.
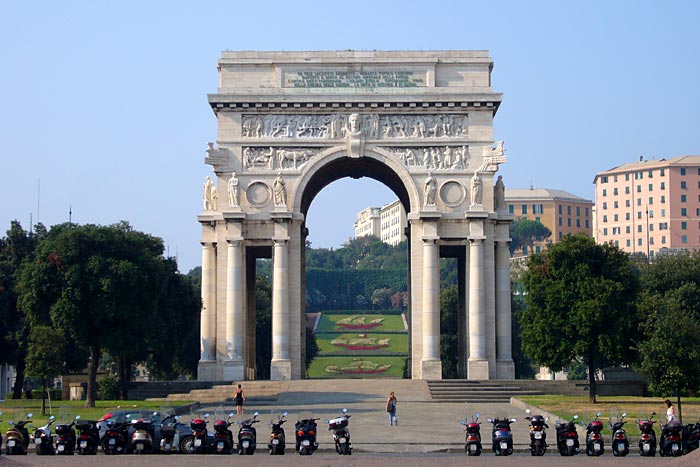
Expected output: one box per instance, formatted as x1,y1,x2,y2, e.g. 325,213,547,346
241,114,468,140
243,146,319,171
381,145,469,171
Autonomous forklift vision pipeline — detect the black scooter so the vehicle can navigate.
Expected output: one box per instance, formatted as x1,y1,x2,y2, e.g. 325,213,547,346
295,412,319,455
555,415,580,456
213,412,235,454
585,412,604,456
637,412,657,457
6,413,33,455
525,408,549,456
268,412,288,455
683,418,700,454
610,410,629,457
237,411,259,455
460,411,482,456
660,420,683,457
487,416,516,456
55,415,78,455
76,419,100,455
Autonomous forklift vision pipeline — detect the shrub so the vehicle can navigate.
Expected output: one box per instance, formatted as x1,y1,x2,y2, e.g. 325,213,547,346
97,374,120,400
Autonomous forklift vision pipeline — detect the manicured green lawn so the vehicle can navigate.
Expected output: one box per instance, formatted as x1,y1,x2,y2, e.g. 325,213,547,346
0,399,193,426
307,356,406,378
316,313,406,332
316,332,408,355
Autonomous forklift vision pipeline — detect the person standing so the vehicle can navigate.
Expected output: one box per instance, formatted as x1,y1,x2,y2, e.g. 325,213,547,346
386,391,398,426
234,384,246,415
665,399,676,422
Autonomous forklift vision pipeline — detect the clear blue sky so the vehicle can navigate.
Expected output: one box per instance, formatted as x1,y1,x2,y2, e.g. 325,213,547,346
2,1,699,272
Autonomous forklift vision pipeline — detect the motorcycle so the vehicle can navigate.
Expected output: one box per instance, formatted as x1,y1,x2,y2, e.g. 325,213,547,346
637,411,657,457
159,414,184,454
33,415,55,455
460,410,482,456
660,419,683,457
5,412,32,455
609,409,629,457
555,414,580,456
213,408,235,454
54,412,78,455
584,412,604,456
326,408,352,455
295,411,319,455
487,415,516,456
76,419,100,455
683,417,700,454
188,413,212,454
101,419,131,454
268,411,288,455
237,411,260,455
130,412,157,454
525,408,549,456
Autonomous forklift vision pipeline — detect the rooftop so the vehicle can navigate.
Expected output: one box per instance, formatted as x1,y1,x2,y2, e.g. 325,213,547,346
505,188,592,204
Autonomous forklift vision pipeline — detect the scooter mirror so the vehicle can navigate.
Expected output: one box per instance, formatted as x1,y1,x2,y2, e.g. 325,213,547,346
75,415,81,420
622,413,627,418
652,412,656,416
475,413,480,418
342,408,348,414
526,409,531,414
486,418,493,423
460,420,466,426
27,413,33,418
510,418,517,423
596,412,602,417
254,411,259,417
574,415,579,420
324,419,330,424
237,420,242,426
174,416,179,421
229,412,235,418
283,412,288,417
49,415,56,421
204,413,210,418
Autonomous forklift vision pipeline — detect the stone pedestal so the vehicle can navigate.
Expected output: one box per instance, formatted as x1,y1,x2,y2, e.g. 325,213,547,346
197,361,217,381
421,359,443,380
496,360,515,379
270,360,292,380
468,359,490,380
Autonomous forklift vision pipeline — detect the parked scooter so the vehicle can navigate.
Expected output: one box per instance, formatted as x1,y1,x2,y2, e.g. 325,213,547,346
460,411,483,456
609,409,629,457
54,412,78,455
637,412,657,457
33,415,55,455
101,420,131,454
237,411,260,455
188,413,211,454
159,414,185,454
525,408,549,456
555,414,580,456
75,419,100,455
660,419,683,457
5,412,32,455
487,415,516,456
130,412,157,454
212,409,235,454
295,411,319,455
683,417,700,454
268,412,288,455
585,412,605,456
326,408,352,455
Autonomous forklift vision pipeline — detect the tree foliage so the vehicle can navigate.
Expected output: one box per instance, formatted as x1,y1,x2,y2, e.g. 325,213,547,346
637,253,700,396
440,285,459,378
520,234,639,402
25,325,65,414
510,218,552,256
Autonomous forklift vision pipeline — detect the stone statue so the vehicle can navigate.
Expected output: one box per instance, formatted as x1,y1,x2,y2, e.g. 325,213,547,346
470,172,482,206
210,183,218,211
206,142,216,158
228,172,239,207
494,175,505,210
424,173,437,207
345,113,362,138
203,176,215,210
273,173,287,207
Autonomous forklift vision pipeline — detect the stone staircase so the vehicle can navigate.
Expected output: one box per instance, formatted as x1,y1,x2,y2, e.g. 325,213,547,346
427,379,588,403
158,380,289,404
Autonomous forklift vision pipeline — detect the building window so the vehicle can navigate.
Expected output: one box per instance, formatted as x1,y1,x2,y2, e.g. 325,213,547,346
660,181,665,190
638,225,643,233
614,214,619,221
615,240,620,247
660,168,665,176
567,206,571,215
603,215,608,223
637,185,642,193
681,195,687,202
649,210,654,218
601,175,609,183
576,219,581,227
649,237,654,245
535,216,541,222
649,224,654,232
682,235,688,244
681,181,687,189
626,213,631,220
613,187,619,195
625,173,630,181
603,228,608,235
576,206,581,216
558,217,562,226
626,226,631,234
637,212,642,219
648,183,653,191
614,201,619,208
535,245,541,253
558,205,562,214
626,239,631,247
559,232,563,239
662,236,666,244
682,221,688,230
648,170,653,178
661,195,666,203
637,198,642,206
638,238,643,246
696,208,700,216
508,204,514,214
626,199,631,207
585,219,589,228
585,207,589,216
567,218,572,227
602,189,607,196
635,171,643,180
681,167,686,176
614,175,618,182
522,204,527,214
682,208,687,216
648,197,653,205
625,186,630,194
603,202,608,210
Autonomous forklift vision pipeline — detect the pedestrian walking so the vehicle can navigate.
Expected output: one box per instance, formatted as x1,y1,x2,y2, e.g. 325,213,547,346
234,384,246,415
386,391,398,426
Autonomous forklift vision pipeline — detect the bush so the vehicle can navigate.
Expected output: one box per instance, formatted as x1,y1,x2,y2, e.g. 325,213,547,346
97,374,120,400
30,388,62,400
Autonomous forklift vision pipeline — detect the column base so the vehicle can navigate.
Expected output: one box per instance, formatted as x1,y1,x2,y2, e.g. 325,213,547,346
496,359,515,379
197,360,217,381
223,360,246,380
420,359,443,380
467,359,490,380
270,359,292,380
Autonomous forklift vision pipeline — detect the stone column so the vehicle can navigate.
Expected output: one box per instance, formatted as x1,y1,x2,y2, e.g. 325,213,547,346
495,237,515,378
224,239,245,380
270,238,291,380
468,235,489,379
198,241,217,379
421,236,442,379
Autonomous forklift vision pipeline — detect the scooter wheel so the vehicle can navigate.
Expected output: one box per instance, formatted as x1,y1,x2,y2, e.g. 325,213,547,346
179,436,194,454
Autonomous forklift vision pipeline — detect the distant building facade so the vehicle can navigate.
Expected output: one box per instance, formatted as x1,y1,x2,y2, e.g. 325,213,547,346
506,188,593,255
355,200,407,246
593,156,700,257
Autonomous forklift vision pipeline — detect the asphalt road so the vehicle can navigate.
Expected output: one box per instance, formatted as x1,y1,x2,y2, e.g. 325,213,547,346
0,451,698,467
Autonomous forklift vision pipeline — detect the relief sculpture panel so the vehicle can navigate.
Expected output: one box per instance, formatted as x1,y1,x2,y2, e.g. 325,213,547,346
380,145,469,171
243,146,319,171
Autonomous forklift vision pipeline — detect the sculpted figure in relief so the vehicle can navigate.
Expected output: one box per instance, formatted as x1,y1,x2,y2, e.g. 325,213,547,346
494,175,505,210
424,173,437,207
228,172,239,207
471,172,482,206
203,176,215,211
345,113,362,138
273,173,287,207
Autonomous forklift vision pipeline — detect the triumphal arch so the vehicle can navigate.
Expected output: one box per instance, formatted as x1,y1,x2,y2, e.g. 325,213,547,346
198,51,514,381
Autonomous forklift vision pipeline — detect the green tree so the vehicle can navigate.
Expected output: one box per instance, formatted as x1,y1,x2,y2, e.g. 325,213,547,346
510,218,552,256
440,285,459,378
520,234,639,402
18,222,169,407
637,253,700,396
25,325,66,414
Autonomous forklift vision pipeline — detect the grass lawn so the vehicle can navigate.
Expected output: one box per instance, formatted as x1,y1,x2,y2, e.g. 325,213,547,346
316,332,408,355
0,399,194,426
519,395,700,436
317,313,406,332
307,356,406,378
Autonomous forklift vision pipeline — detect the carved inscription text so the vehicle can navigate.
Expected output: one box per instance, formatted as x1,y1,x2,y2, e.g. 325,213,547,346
284,71,425,88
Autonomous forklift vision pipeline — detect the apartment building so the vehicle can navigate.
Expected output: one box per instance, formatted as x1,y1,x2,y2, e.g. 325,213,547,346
593,156,700,257
354,200,407,246
506,188,594,255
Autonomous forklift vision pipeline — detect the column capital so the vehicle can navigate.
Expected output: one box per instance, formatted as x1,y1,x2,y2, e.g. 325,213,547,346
201,241,217,248
468,236,486,244
422,236,440,244
226,237,244,245
273,237,290,246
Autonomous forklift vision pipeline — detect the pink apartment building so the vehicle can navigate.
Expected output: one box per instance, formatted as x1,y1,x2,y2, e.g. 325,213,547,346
593,156,700,257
